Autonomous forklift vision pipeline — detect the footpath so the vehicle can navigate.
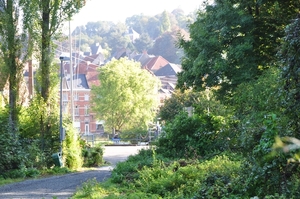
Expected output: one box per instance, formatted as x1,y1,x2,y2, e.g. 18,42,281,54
0,146,147,199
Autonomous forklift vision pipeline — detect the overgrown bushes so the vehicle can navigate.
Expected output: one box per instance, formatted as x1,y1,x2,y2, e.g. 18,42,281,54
73,149,243,199
82,143,104,167
156,112,232,159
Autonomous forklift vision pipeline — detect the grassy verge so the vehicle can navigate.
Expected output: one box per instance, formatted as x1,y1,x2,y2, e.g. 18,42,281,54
72,149,244,199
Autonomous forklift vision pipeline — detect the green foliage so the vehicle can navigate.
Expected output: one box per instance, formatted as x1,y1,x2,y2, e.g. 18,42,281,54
1,166,40,179
133,33,153,53
177,0,300,98
121,128,148,144
43,166,72,175
231,68,287,154
110,149,156,184
62,122,83,170
148,31,181,64
82,144,104,167
75,178,100,198
278,14,300,134
91,57,161,133
89,152,242,199
158,89,199,122
157,112,232,159
19,95,60,168
0,109,25,175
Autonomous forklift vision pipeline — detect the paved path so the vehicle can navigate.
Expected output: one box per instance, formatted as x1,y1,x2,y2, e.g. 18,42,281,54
0,146,148,199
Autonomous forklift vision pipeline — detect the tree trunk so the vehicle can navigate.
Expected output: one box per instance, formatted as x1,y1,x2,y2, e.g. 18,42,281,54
41,0,51,103
5,0,21,134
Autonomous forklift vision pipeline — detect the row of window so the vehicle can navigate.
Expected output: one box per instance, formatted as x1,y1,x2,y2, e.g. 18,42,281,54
62,104,90,116
74,105,89,116
62,93,90,101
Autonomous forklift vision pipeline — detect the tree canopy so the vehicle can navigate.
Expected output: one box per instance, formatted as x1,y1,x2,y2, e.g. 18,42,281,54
91,58,161,133
177,0,300,98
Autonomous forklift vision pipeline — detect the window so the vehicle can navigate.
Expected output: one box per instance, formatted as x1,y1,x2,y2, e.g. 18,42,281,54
75,105,79,116
85,105,89,115
62,102,68,113
84,94,89,101
74,94,78,101
85,123,89,134
63,93,68,101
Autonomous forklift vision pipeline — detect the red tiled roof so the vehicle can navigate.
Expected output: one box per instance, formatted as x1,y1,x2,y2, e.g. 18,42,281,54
143,56,169,71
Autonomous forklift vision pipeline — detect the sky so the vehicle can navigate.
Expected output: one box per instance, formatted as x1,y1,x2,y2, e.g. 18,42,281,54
67,0,205,29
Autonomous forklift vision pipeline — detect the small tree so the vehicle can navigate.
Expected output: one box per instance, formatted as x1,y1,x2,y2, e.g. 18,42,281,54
91,57,161,135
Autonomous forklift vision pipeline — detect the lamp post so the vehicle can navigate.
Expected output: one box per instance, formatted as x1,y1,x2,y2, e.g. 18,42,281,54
59,56,70,154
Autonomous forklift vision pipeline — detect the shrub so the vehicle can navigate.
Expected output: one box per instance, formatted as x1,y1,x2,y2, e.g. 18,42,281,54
156,112,231,159
63,123,83,170
82,144,104,167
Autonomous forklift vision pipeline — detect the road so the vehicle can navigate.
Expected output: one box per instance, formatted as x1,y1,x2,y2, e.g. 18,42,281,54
0,146,148,199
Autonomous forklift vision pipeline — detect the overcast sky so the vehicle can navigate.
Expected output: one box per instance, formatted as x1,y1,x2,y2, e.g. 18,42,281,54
67,0,204,29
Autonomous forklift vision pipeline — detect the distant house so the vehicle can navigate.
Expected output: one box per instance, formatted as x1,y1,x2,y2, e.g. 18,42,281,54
133,52,170,72
124,27,140,43
112,48,133,60
90,42,103,55
154,63,182,106
61,54,103,135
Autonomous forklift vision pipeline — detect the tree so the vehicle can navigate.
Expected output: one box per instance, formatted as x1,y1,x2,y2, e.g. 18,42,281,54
20,0,85,151
133,33,153,53
91,58,161,134
279,14,300,135
0,0,29,133
145,16,161,39
104,22,130,54
160,10,171,33
149,31,181,63
21,0,85,103
177,0,300,98
159,89,199,122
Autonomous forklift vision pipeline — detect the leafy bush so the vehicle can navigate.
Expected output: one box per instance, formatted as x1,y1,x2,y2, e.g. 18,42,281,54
133,153,242,198
157,112,231,159
0,109,26,176
25,168,41,178
82,144,104,167
62,122,83,170
2,168,26,179
110,149,156,184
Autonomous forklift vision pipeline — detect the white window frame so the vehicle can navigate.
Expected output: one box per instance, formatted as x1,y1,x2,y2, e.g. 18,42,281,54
85,105,89,116
84,94,89,101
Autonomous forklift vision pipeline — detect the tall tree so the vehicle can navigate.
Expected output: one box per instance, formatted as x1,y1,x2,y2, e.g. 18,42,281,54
91,58,160,134
279,14,300,135
160,10,171,33
0,0,28,133
19,0,85,150
177,0,300,98
21,0,85,103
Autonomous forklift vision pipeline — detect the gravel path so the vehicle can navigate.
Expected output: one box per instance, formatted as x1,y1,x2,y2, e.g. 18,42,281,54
0,146,148,199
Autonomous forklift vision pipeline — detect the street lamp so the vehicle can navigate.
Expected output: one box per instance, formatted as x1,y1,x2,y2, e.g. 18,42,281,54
59,56,70,154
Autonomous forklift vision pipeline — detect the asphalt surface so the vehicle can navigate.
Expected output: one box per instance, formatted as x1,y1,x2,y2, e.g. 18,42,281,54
0,146,148,199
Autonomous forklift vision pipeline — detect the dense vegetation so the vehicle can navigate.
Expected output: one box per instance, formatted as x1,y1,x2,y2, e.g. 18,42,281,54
1,0,300,198
73,0,300,198
0,3,194,179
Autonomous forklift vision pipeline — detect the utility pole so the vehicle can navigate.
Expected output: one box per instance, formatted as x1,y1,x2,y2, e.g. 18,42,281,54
69,20,74,123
